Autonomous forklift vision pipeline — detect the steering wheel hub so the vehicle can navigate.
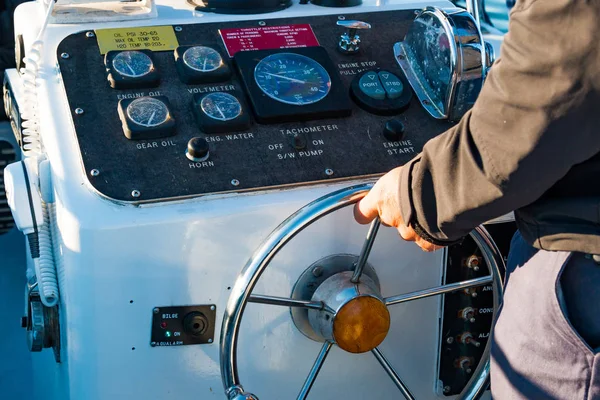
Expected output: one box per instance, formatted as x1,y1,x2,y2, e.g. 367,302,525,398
308,271,390,353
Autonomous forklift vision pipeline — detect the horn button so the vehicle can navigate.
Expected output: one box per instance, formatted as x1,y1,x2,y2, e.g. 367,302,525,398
308,271,390,353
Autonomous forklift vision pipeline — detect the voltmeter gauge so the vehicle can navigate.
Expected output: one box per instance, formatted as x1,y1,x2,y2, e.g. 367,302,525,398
254,53,331,105
183,46,223,72
175,46,231,84
112,51,154,78
200,93,242,121
126,97,169,127
118,96,176,140
105,50,159,89
192,92,250,134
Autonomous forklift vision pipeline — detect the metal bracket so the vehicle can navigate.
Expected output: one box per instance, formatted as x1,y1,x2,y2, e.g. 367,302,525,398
23,280,61,362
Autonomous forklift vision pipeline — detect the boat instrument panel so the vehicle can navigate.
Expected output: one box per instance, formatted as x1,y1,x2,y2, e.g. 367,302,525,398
57,10,454,202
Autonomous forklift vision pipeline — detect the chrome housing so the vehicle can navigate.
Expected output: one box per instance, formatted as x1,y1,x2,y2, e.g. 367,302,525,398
394,7,491,121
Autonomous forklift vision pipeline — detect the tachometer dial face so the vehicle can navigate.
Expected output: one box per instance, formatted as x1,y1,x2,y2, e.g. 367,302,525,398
126,97,170,127
200,92,242,121
254,53,331,105
183,46,223,72
112,51,154,78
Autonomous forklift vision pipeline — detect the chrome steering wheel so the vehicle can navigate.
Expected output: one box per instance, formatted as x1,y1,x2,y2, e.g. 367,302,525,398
221,184,504,400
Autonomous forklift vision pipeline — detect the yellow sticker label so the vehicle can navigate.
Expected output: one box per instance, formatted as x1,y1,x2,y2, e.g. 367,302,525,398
95,26,179,54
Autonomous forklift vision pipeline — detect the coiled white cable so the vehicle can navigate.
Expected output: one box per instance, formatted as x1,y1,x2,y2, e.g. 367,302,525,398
32,201,59,306
20,0,55,155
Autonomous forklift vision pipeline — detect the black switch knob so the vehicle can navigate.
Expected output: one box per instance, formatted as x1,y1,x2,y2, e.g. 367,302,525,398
383,119,405,142
183,312,209,336
186,137,210,161
292,133,307,150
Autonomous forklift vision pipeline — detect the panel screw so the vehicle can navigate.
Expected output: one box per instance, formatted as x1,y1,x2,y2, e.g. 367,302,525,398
90,169,100,177
422,99,431,106
231,179,240,186
325,168,334,176
210,305,215,311
150,342,156,347
131,190,141,198
60,52,70,59
174,26,183,32
446,337,454,344
208,338,213,343
338,16,346,20
312,266,323,277
258,21,266,26
75,108,84,115
153,307,160,314
86,31,95,38
443,386,451,394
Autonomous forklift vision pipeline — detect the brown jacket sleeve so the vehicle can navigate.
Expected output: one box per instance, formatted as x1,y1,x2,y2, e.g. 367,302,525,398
398,0,600,245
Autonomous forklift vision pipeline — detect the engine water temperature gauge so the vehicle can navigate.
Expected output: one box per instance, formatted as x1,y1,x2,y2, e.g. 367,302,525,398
193,92,250,134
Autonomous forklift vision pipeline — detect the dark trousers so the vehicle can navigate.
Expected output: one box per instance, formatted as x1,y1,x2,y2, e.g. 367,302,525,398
491,231,600,399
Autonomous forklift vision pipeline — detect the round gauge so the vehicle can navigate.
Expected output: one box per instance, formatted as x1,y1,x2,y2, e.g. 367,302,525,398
126,97,170,127
183,46,223,72
254,53,331,105
200,92,242,121
112,51,154,78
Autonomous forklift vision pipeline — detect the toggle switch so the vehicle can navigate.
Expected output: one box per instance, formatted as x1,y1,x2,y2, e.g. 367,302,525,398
458,307,476,323
457,332,480,347
454,356,475,374
336,20,371,54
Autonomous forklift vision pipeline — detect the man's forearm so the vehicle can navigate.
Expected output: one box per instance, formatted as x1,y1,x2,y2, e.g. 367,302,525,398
398,0,600,244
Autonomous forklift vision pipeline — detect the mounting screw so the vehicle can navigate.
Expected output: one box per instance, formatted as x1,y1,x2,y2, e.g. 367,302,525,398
210,305,215,311
422,99,431,106
208,338,213,343
338,16,346,20
312,266,323,277
231,179,240,187
325,168,334,176
86,31,95,38
74,108,84,115
471,292,478,298
131,190,141,198
153,307,160,314
443,386,451,394
60,52,70,59
258,21,266,26
446,337,454,344
90,169,100,177
150,342,156,347
174,26,183,32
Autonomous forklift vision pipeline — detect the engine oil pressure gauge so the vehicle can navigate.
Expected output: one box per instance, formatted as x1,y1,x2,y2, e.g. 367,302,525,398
105,50,159,90
193,92,250,134
118,96,176,140
175,45,231,84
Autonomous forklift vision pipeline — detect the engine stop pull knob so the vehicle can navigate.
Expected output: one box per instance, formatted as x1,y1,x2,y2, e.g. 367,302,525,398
186,137,210,162
337,20,371,54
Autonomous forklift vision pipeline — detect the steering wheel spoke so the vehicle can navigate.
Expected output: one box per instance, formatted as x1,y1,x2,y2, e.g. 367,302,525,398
297,341,333,400
351,217,381,283
372,347,415,400
249,294,325,310
384,276,493,306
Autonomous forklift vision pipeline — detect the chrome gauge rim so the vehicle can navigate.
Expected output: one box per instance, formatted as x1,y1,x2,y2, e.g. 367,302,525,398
220,183,505,400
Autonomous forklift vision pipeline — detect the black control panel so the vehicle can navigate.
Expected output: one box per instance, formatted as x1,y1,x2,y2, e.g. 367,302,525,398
57,10,454,202
150,305,217,347
438,222,515,395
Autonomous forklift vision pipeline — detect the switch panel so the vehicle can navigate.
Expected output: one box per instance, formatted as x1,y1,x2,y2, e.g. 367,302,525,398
150,305,216,347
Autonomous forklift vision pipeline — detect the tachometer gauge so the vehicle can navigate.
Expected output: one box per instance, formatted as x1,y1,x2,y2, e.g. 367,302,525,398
254,53,331,105
183,46,223,73
200,92,242,121
127,97,169,127
112,51,154,78
118,96,176,140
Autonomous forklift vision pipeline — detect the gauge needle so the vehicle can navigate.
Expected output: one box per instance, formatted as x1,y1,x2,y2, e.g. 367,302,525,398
147,110,156,126
215,103,226,120
266,72,306,84
203,58,207,70
125,62,136,75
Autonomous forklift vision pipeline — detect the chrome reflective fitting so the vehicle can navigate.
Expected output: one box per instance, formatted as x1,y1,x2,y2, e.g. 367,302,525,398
221,184,504,399
394,7,489,121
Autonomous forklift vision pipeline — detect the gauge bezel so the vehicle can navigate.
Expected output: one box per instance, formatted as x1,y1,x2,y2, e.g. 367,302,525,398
192,91,251,134
200,92,243,122
175,45,231,85
105,50,160,90
253,53,332,106
126,97,171,128
118,96,176,140
234,47,352,124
